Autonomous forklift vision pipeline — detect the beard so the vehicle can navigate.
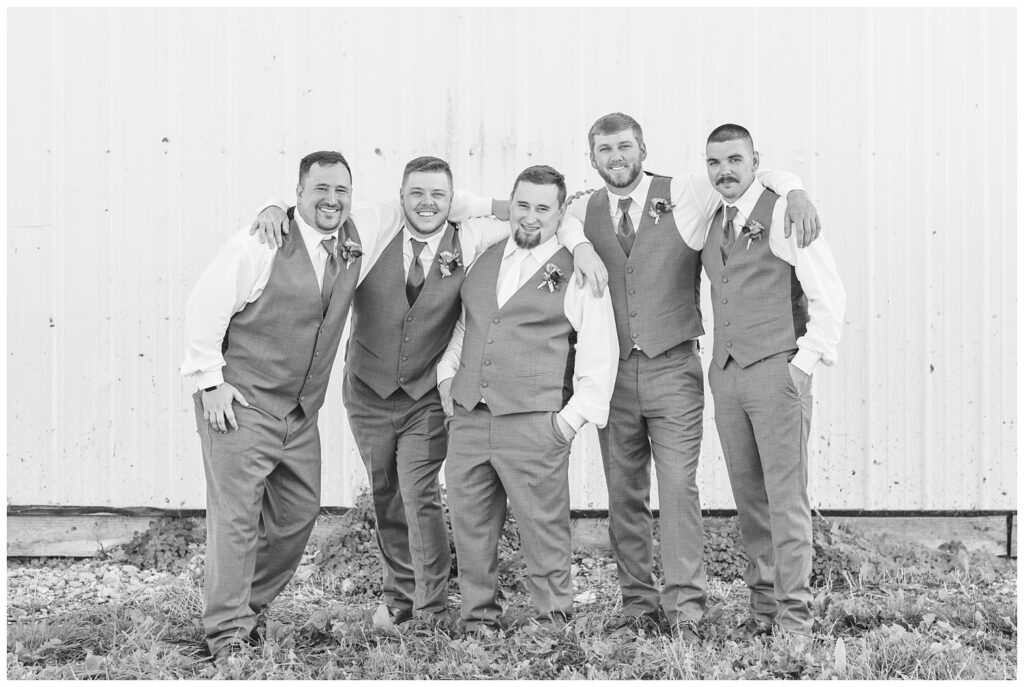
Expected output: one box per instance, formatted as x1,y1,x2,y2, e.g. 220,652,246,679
596,160,643,190
513,225,542,250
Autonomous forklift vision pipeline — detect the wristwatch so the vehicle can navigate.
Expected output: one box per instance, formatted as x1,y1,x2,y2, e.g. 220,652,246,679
203,384,221,393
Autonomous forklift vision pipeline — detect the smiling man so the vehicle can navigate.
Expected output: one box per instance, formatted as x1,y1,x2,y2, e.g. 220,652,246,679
181,151,365,661
566,113,821,640
437,165,618,634
249,156,606,629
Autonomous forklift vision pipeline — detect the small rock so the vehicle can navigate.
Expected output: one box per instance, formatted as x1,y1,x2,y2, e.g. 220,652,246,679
101,571,120,586
340,579,355,593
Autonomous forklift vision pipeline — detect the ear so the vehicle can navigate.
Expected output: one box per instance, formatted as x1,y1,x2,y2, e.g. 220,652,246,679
295,182,303,199
639,141,648,162
589,150,598,170
752,151,760,172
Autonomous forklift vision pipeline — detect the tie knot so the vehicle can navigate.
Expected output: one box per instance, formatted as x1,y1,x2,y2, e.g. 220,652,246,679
618,197,632,213
321,236,337,255
725,205,739,221
410,238,426,257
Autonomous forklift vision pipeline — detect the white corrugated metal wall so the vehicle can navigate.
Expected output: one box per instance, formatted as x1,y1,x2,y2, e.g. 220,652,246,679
7,7,1016,511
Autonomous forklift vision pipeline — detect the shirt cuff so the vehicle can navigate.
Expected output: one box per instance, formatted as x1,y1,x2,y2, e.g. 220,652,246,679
791,348,820,376
193,369,225,391
436,368,457,388
558,405,586,432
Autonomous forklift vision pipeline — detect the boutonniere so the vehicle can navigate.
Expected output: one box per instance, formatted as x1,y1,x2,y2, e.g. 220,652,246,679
740,220,765,250
338,239,363,269
437,249,462,278
648,197,676,225
537,263,564,293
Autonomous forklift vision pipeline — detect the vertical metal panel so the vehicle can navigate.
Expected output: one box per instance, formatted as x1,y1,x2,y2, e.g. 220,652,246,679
6,7,1016,511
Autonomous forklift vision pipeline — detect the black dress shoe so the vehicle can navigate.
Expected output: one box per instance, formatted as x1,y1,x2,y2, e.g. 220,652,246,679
730,617,773,641
386,606,414,625
609,611,665,638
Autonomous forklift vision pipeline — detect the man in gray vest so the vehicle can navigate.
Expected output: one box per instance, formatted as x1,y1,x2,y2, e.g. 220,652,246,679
701,124,844,641
437,165,618,634
565,113,821,639
248,158,604,629
182,151,368,660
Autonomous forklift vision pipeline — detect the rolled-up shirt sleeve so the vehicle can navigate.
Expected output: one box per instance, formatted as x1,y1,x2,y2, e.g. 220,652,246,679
559,280,619,429
769,203,846,375
180,230,273,390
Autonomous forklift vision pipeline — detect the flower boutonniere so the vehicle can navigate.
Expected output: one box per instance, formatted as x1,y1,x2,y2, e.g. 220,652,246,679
338,239,363,269
648,197,676,225
537,263,565,293
740,220,765,250
437,249,462,278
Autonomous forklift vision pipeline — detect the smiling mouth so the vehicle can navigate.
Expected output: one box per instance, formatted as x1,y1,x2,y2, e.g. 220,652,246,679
415,210,438,218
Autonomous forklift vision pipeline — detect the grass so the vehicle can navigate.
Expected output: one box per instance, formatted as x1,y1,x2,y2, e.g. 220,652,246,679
6,501,1017,680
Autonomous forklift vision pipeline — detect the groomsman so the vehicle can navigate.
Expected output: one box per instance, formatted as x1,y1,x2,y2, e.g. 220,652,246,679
182,151,369,660
250,158,605,628
701,124,844,639
437,165,618,634
565,113,820,639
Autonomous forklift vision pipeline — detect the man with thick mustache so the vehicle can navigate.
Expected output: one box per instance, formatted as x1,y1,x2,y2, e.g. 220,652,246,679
437,165,617,634
702,124,844,641
249,157,605,628
182,151,372,660
565,113,821,640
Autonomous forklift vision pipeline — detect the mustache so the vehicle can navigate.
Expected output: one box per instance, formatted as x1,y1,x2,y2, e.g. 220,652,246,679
317,203,342,211
716,175,739,185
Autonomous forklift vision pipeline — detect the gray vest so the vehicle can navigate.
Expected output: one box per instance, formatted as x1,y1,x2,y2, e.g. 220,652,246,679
347,223,466,400
221,215,362,418
583,173,703,359
700,188,808,368
451,242,576,416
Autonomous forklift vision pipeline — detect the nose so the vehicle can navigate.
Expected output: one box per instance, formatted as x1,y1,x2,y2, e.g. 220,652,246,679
325,190,338,206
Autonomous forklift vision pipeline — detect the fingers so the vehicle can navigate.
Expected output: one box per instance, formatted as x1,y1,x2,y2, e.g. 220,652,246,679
574,265,585,289
232,388,250,407
591,269,608,298
784,219,793,239
226,407,239,432
441,397,453,418
276,220,288,247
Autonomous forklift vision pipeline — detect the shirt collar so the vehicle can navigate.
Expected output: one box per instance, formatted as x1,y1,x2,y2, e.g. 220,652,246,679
502,231,561,264
402,223,447,252
294,209,339,254
607,172,652,210
727,178,766,222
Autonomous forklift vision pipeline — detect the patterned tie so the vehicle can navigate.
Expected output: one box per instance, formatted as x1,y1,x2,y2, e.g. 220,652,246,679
616,197,635,256
720,205,739,265
406,238,427,306
320,236,339,316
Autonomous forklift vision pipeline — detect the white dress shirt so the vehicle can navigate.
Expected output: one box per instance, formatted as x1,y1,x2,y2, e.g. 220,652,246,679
716,179,846,375
567,169,804,251
437,234,619,431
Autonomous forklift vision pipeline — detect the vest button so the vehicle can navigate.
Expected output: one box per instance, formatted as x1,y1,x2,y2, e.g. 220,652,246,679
299,395,305,401
484,360,491,366
724,321,730,327
481,381,489,388
404,336,410,342
630,312,637,317
399,376,405,382
307,374,313,380
726,341,732,348
722,299,728,304
493,318,500,324
626,267,634,274
314,351,320,357
628,289,635,295
631,332,638,339
320,327,326,334
401,356,408,362
406,316,413,322
723,277,729,284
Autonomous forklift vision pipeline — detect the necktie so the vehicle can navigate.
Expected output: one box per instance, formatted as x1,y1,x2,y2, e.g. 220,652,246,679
497,251,524,307
320,236,339,316
720,205,738,264
406,238,427,306
616,197,635,256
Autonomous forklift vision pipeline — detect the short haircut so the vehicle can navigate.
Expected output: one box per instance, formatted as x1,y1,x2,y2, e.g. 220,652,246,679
707,123,754,150
299,151,352,184
587,112,645,151
402,156,453,187
511,165,567,207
